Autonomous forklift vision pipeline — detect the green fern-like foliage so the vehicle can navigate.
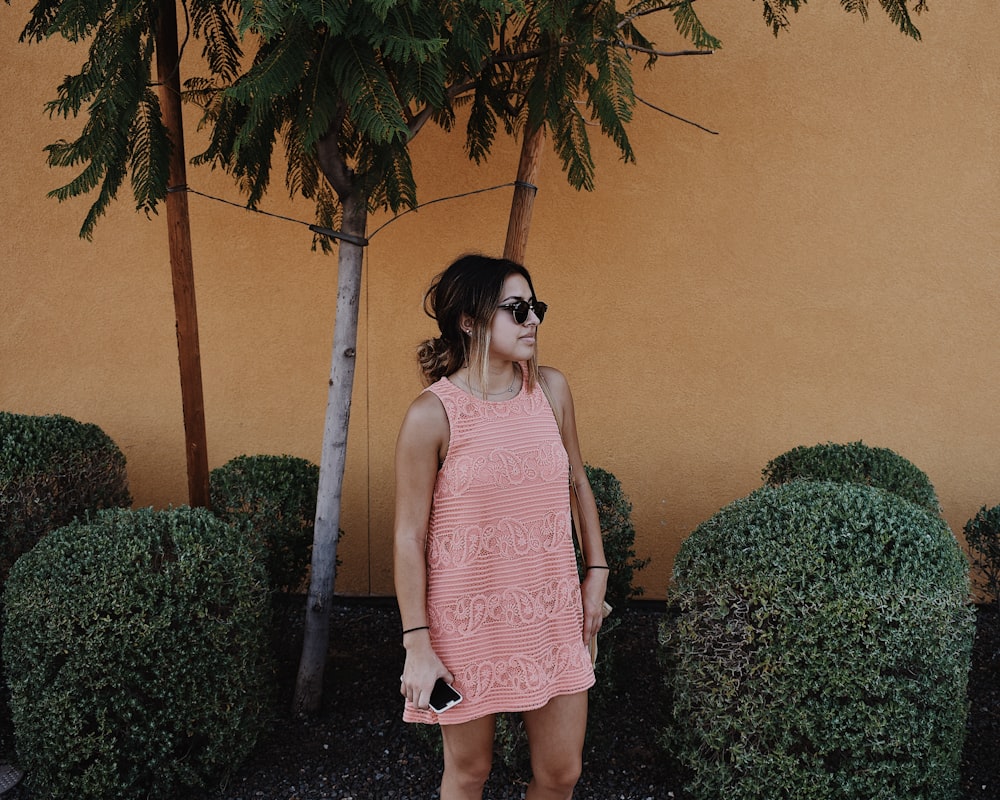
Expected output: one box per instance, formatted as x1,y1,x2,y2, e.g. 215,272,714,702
18,0,168,239
13,0,249,239
671,1,723,50
757,0,926,38
15,0,928,241
191,0,455,250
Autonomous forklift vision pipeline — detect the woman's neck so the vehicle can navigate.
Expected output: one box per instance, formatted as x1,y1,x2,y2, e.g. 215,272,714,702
457,362,520,398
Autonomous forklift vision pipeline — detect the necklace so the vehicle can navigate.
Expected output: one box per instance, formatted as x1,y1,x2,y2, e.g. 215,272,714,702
456,367,518,398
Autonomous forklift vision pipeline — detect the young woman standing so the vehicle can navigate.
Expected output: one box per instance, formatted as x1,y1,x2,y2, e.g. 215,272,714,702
394,254,609,799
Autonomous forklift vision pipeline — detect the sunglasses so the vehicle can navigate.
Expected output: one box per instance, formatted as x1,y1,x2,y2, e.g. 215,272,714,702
497,299,547,324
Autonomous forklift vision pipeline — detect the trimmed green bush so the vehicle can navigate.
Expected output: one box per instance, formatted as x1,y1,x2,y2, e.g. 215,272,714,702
0,412,131,585
578,465,649,702
762,440,940,514
210,454,318,592
964,504,1000,603
580,464,649,610
2,506,270,800
660,480,974,800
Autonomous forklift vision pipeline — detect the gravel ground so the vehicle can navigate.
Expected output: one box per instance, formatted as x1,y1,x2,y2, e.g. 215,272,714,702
3,599,997,799
194,599,678,800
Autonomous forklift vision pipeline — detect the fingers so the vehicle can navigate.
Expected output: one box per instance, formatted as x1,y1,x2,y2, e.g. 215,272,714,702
582,610,604,646
401,648,449,709
399,673,443,710
399,677,428,708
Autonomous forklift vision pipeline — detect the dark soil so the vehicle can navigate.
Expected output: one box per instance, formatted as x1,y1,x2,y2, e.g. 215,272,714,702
3,600,998,799
963,604,1000,800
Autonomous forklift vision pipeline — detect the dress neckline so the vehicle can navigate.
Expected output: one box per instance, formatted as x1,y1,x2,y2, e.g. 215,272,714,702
443,364,528,405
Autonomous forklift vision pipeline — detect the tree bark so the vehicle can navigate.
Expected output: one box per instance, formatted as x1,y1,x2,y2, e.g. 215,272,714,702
292,189,367,715
155,0,210,507
503,124,545,263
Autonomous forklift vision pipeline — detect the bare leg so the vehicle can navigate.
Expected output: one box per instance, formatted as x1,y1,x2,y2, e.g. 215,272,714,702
522,691,588,800
439,714,496,800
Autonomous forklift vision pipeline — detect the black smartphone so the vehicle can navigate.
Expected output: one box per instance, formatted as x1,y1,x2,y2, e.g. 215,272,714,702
428,678,463,713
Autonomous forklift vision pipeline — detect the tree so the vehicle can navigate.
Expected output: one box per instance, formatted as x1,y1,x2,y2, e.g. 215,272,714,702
6,0,929,714
194,0,714,714
10,0,213,506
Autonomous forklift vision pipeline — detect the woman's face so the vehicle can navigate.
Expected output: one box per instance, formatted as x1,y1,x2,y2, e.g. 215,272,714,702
487,272,542,362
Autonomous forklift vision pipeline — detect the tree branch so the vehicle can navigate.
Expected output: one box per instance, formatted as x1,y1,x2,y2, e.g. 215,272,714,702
488,45,552,66
617,0,696,31
482,34,712,76
407,78,478,140
316,103,354,200
603,39,715,57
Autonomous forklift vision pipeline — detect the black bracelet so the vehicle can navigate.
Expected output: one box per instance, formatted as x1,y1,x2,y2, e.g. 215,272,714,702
586,565,610,571
402,625,429,636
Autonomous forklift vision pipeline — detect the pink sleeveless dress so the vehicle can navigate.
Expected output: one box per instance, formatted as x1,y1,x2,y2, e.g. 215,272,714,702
403,371,595,725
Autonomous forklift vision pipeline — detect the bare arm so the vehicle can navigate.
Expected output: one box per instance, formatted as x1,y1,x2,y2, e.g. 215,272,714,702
393,391,453,708
539,366,609,646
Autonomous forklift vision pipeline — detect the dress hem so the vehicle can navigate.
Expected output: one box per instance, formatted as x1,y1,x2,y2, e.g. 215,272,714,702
402,675,596,727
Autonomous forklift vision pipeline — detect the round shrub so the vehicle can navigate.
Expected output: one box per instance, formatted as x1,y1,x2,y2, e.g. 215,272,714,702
964,504,1000,604
581,464,650,610
0,412,131,585
210,454,318,592
2,506,270,800
578,465,649,704
660,481,974,800
762,440,940,514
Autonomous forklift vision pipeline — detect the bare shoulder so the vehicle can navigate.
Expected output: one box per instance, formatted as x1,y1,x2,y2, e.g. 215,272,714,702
396,391,449,497
539,365,571,397
538,366,576,430
401,389,448,435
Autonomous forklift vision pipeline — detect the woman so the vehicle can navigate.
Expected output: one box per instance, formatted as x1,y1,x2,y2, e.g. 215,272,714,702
394,254,609,800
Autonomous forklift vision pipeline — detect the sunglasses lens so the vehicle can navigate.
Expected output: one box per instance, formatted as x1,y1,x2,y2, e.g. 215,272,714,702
502,300,547,324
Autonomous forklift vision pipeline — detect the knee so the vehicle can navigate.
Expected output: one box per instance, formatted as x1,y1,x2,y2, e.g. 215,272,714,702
442,746,493,793
532,754,582,795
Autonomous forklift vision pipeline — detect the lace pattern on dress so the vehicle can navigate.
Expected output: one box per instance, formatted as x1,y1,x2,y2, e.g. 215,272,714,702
455,640,592,700
403,373,595,724
426,509,571,567
429,574,582,637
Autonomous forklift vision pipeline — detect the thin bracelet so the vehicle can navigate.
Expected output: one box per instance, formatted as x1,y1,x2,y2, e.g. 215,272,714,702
402,625,429,636
586,565,610,571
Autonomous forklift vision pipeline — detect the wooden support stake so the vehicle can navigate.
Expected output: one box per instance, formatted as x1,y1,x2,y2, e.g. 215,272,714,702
503,124,545,264
155,0,210,508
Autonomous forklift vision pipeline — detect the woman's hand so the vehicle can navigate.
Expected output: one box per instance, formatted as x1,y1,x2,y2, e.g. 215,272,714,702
399,632,453,710
581,568,609,648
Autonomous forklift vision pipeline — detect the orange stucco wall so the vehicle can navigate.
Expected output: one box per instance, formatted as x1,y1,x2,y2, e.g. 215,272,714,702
2,3,998,599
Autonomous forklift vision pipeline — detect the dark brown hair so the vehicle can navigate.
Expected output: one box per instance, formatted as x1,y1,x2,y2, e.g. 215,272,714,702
417,254,540,393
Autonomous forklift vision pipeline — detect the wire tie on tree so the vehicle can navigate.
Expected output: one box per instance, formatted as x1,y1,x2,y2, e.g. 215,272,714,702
308,225,370,248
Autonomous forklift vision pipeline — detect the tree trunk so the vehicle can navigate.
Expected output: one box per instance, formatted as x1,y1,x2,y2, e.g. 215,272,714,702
154,0,210,507
503,124,545,263
292,190,367,715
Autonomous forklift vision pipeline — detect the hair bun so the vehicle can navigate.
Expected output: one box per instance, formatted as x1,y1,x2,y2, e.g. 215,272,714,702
417,336,458,384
